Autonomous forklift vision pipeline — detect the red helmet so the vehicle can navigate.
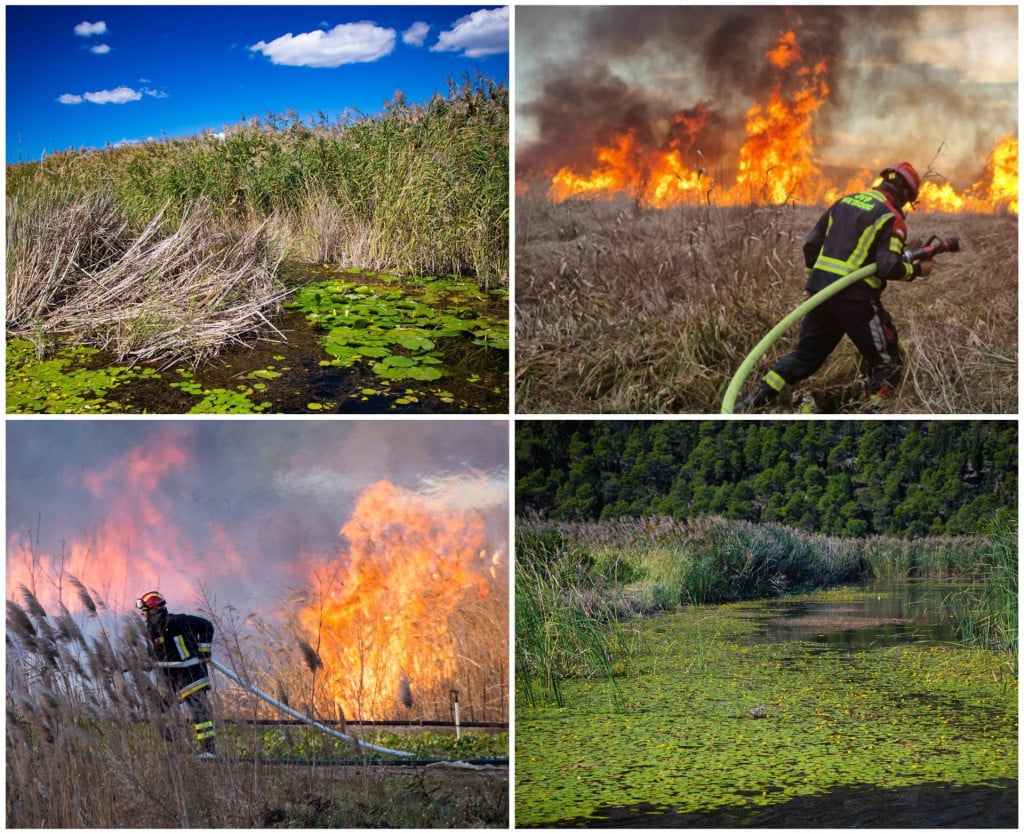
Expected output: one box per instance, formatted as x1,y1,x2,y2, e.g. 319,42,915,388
136,590,167,612
880,162,921,203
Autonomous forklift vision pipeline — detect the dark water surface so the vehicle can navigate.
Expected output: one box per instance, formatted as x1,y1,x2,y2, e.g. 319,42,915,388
747,579,961,650
549,778,1018,828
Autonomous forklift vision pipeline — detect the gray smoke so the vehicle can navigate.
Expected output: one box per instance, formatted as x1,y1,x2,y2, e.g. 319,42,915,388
6,421,509,614
517,6,1017,189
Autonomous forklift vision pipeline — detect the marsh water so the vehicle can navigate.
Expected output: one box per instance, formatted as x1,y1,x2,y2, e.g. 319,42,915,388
7,267,508,415
749,579,960,650
516,581,1017,827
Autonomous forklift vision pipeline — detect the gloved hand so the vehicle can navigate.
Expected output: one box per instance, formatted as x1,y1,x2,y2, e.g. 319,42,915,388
914,259,935,278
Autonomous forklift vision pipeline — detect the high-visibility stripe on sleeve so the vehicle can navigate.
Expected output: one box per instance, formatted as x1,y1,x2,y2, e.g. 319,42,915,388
193,720,215,741
763,370,787,392
177,676,211,700
174,634,191,661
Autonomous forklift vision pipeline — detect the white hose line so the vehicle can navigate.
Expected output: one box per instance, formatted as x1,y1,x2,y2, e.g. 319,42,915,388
210,658,414,758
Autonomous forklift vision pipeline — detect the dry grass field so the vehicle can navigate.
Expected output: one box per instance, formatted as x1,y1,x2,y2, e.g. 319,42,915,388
514,193,1017,414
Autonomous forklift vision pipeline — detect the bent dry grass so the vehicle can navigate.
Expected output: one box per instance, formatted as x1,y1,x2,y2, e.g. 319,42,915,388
7,189,287,368
515,193,1017,414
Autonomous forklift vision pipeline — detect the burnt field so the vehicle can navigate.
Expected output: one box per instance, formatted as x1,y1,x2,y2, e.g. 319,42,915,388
514,194,1017,414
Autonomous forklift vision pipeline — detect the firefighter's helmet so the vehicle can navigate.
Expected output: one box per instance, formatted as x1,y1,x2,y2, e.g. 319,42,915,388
136,590,167,612
880,162,921,203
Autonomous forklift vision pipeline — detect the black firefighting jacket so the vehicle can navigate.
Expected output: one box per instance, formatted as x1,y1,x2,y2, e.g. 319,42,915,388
148,612,214,700
802,187,915,302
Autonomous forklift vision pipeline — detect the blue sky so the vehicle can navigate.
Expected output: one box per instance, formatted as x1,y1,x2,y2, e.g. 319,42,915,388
6,5,509,163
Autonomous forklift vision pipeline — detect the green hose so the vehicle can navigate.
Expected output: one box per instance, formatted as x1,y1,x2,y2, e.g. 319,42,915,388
720,263,879,413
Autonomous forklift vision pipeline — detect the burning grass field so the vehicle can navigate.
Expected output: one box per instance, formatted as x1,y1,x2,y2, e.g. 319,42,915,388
514,195,1017,414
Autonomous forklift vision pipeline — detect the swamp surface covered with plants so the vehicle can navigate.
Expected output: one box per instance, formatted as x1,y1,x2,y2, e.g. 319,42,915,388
7,267,507,414
515,581,1017,827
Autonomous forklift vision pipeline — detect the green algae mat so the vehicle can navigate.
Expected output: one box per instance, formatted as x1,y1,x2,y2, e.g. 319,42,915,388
515,589,1017,827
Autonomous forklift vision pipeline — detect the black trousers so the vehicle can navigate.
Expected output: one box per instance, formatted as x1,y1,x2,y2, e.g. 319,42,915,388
770,293,903,395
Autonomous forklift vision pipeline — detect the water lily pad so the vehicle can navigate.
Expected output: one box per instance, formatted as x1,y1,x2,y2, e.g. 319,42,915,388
391,334,435,352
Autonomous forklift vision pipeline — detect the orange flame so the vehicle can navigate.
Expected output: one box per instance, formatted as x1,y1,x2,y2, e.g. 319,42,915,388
733,54,829,204
532,29,1018,215
297,480,506,721
6,436,214,612
916,135,1018,215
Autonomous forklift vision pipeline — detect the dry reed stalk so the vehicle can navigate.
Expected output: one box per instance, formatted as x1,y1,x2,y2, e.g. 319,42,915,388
7,190,289,366
516,197,1016,413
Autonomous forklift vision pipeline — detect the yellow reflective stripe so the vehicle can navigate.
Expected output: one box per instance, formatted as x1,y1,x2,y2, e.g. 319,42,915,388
847,213,891,271
763,370,787,392
194,721,215,740
198,642,212,656
174,634,191,660
177,677,210,700
814,255,850,276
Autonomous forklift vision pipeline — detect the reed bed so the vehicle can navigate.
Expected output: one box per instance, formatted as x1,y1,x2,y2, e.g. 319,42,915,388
7,186,286,366
942,512,1018,655
515,194,1016,413
6,77,507,369
6,581,508,827
514,538,628,712
9,76,508,287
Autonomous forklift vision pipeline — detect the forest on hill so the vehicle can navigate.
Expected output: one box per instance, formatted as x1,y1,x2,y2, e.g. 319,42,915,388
516,421,1017,538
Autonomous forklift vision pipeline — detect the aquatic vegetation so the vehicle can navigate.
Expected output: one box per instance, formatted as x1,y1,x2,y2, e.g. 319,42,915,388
515,591,1017,826
285,275,508,387
224,725,507,762
6,337,159,413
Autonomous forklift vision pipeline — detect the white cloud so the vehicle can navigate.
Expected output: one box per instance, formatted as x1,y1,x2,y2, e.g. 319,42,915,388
432,7,508,58
58,85,166,105
90,44,111,55
250,21,396,68
74,21,107,37
84,86,142,105
403,21,431,47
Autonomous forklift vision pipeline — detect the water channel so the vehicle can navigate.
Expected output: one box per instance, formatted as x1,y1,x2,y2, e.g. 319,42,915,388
515,581,1017,827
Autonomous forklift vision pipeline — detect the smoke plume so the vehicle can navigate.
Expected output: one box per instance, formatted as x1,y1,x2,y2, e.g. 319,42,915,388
517,6,1017,190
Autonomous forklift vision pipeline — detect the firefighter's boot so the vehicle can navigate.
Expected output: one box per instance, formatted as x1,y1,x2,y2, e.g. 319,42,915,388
735,382,774,413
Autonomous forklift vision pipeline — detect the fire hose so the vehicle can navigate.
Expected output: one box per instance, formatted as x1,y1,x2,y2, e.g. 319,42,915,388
720,236,960,414
209,658,414,758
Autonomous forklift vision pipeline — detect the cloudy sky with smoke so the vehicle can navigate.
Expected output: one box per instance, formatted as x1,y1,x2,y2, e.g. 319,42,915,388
6,420,508,617
516,6,1017,189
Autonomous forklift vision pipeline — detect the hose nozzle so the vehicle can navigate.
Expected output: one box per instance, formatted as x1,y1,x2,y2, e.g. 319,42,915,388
905,235,960,263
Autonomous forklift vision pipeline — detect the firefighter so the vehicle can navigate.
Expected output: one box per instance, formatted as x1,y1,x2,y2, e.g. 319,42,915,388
136,590,217,757
737,162,934,413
